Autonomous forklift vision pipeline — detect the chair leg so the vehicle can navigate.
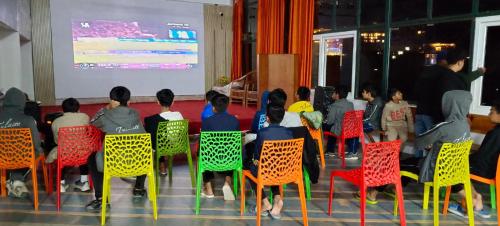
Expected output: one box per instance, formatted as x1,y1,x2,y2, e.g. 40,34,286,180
195,170,203,215
32,165,39,211
317,133,326,168
443,186,452,215
490,184,496,210
328,174,335,216
186,150,196,188
423,183,430,210
495,181,500,226
41,159,49,194
256,184,263,226
464,181,475,226
303,169,311,200
233,170,238,197
148,172,158,220
156,157,160,195
395,182,406,226
240,172,246,216
297,180,309,226
168,156,173,185
433,184,440,226
101,176,109,225
339,138,346,168
1,170,6,197
56,166,61,211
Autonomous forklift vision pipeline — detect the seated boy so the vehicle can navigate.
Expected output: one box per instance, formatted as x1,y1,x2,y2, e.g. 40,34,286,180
361,83,384,141
381,88,414,143
47,98,90,192
247,104,293,219
288,86,314,113
323,85,356,158
201,90,219,121
0,87,42,198
264,88,302,128
447,100,500,219
201,94,240,200
143,89,183,176
86,86,146,212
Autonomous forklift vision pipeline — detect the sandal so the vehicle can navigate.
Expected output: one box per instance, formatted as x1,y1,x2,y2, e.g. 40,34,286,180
249,205,270,217
353,191,378,205
269,209,282,220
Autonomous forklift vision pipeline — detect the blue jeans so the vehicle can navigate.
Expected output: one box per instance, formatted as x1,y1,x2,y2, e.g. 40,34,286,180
414,114,434,157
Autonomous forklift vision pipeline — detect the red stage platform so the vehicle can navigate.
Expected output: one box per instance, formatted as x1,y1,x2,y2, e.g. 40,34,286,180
41,100,256,134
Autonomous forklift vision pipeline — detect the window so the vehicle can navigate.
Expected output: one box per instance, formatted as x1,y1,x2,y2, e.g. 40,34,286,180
359,30,384,96
324,37,354,90
314,0,334,31
480,0,500,12
388,22,471,102
433,0,471,17
361,0,385,25
392,0,427,21
336,0,357,29
480,26,500,105
312,39,320,88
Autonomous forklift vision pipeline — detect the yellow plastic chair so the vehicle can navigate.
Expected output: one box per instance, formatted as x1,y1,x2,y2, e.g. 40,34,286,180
394,140,474,226
101,134,157,225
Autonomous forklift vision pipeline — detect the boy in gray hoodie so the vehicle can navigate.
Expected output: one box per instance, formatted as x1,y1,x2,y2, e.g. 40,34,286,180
0,87,42,197
86,86,146,213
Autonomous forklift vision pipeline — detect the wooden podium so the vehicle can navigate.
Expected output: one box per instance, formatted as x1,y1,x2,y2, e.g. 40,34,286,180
257,54,300,108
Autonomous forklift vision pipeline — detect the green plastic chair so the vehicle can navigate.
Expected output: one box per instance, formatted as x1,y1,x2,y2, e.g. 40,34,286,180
195,131,243,215
156,120,195,192
278,168,312,201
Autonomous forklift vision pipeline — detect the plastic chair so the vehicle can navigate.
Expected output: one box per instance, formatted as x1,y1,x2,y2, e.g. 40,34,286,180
53,125,102,210
328,140,406,226
101,133,157,225
156,120,195,191
0,128,49,211
300,117,325,168
257,114,266,130
195,131,242,215
240,138,308,226
323,110,365,168
395,140,474,226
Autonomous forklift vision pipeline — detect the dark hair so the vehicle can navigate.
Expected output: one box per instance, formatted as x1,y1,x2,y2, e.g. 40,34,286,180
389,88,402,99
266,104,285,124
492,100,500,113
268,88,287,107
362,83,378,97
211,94,229,113
156,89,174,107
446,48,468,65
297,86,310,101
62,98,80,113
205,90,219,102
334,85,349,99
109,86,131,106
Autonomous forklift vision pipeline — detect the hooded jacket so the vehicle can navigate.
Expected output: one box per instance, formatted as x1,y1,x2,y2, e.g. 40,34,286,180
250,91,269,133
0,88,42,153
325,98,354,135
91,106,145,135
415,90,472,182
363,96,384,131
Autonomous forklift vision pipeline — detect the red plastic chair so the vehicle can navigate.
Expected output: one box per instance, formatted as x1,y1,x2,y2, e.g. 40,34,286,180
51,125,102,210
324,110,365,168
328,140,406,226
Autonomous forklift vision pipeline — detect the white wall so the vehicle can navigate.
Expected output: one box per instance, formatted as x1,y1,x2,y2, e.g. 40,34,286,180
0,30,22,92
21,41,34,98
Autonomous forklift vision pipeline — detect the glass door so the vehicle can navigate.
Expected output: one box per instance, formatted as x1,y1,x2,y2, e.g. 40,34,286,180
316,31,357,98
471,16,500,115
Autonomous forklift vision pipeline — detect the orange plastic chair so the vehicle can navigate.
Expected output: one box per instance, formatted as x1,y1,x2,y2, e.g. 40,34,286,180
443,155,500,226
52,125,102,210
240,138,308,226
300,117,325,168
328,140,406,226
324,110,365,168
0,128,49,211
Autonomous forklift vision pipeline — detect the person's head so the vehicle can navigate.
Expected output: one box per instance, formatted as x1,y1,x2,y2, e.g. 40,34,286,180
296,86,310,101
205,90,219,103
332,85,348,100
489,100,500,124
156,89,174,108
109,86,131,107
361,83,378,101
389,88,403,102
62,98,80,113
446,48,468,72
3,87,26,110
268,88,287,107
211,94,229,113
266,103,285,124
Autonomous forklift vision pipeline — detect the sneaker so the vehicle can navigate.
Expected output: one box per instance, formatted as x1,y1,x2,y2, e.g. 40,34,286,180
73,180,90,192
7,180,29,198
325,152,336,157
344,153,359,160
448,203,466,218
353,191,378,205
222,184,235,201
475,209,491,219
133,188,146,198
60,183,69,193
85,199,103,213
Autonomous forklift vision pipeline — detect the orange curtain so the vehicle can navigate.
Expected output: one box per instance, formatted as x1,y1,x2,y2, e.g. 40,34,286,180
288,0,315,87
257,0,285,54
231,0,244,80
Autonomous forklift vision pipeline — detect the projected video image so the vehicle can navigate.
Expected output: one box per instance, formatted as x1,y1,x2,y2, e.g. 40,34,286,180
72,20,198,69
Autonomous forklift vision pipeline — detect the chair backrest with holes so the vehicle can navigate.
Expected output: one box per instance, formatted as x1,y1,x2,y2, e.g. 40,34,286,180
258,138,304,185
104,133,153,177
341,110,364,139
198,131,242,172
434,140,473,186
0,128,34,169
362,140,401,187
156,120,190,157
58,125,102,167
